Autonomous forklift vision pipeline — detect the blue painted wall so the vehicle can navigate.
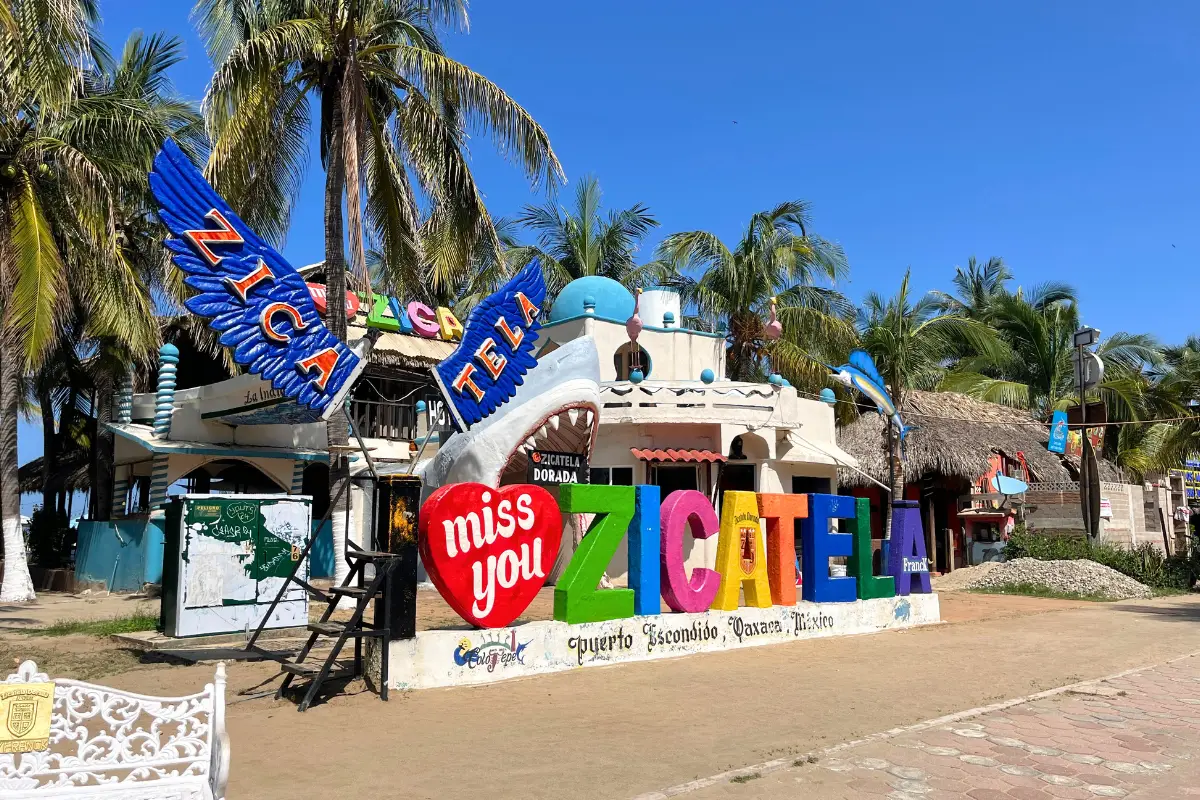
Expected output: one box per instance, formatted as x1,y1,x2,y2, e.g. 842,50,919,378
77,516,333,587
310,519,334,578
76,518,166,591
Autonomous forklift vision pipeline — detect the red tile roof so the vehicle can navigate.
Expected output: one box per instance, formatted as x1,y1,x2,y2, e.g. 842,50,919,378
629,448,727,463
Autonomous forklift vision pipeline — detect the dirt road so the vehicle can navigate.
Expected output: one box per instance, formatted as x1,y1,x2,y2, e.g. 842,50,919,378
5,592,1197,799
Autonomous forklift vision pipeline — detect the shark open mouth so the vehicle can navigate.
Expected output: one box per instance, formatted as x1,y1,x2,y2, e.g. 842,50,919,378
499,402,600,485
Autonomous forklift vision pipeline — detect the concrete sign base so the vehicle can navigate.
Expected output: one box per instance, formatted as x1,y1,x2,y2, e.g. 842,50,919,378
381,593,940,690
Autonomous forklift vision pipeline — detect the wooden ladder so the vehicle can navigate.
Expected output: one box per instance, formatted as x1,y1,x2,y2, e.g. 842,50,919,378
275,542,398,712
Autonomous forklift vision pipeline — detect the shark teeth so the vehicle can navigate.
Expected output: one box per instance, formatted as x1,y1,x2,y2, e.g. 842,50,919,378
508,405,599,475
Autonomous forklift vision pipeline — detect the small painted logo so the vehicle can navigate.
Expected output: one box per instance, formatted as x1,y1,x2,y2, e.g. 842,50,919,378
6,700,37,738
738,525,757,574
530,451,542,464
453,631,530,673
226,502,258,524
894,598,912,622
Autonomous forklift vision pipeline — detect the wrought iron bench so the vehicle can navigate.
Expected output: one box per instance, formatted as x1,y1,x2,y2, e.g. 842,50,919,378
1,660,229,800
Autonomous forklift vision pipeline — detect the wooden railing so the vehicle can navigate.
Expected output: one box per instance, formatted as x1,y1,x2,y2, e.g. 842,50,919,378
351,398,419,441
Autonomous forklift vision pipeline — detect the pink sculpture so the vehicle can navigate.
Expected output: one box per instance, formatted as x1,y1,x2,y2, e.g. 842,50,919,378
764,296,782,340
626,288,644,341
659,489,722,613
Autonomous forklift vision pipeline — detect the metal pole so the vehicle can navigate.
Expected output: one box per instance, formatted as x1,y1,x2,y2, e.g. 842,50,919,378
886,421,895,541
1078,343,1092,540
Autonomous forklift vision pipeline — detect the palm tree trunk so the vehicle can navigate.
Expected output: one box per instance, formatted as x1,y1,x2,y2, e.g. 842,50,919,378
0,335,34,602
324,93,352,588
39,384,55,519
91,378,114,521
883,423,904,541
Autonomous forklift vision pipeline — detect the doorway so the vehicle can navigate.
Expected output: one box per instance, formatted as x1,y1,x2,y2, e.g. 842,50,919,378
651,464,699,496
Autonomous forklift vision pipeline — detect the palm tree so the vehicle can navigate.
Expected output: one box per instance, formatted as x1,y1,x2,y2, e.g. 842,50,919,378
942,290,1163,423
507,176,658,296
858,269,1005,535
1,12,202,600
930,256,1013,319
198,0,562,584
651,201,855,389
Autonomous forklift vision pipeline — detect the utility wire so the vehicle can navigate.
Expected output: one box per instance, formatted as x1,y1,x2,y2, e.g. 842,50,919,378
790,386,1200,428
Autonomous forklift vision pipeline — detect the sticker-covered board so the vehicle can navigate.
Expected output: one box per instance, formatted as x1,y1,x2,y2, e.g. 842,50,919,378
163,494,311,637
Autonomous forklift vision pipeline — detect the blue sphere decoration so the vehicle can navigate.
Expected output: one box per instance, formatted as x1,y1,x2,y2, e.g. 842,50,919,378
549,276,634,322
663,311,676,326
819,388,837,404
630,368,644,384
700,368,715,384
415,400,427,414
583,295,596,312
768,373,783,386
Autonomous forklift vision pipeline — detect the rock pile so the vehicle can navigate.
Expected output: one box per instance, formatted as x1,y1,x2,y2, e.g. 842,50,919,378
934,557,1152,600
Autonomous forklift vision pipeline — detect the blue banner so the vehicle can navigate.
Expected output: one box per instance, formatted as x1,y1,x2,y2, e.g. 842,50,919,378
1048,410,1068,454
433,262,547,430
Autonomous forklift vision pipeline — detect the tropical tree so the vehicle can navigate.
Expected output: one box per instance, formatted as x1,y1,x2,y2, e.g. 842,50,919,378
929,256,1013,320
198,0,562,583
507,176,658,296
0,10,203,600
858,269,1005,534
650,201,856,389
942,289,1163,423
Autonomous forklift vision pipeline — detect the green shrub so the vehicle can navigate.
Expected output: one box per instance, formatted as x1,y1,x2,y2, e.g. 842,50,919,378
1007,529,1199,591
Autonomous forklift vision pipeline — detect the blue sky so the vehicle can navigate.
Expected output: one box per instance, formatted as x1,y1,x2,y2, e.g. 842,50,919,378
23,1,1200,509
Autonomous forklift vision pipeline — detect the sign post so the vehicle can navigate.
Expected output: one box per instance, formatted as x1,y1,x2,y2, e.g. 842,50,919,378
1073,326,1102,540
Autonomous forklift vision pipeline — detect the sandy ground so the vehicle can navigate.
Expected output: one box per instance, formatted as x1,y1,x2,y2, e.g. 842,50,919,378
5,591,1198,799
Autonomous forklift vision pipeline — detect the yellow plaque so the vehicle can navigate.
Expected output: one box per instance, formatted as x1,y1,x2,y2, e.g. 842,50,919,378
0,682,54,753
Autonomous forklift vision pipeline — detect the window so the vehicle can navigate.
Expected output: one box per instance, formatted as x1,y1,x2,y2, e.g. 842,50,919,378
589,467,634,485
613,343,651,380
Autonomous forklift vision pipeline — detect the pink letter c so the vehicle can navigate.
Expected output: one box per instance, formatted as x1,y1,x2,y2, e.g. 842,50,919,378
659,490,721,613
408,301,440,337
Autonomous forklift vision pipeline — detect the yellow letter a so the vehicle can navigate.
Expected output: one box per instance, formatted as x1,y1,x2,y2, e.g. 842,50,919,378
712,490,773,611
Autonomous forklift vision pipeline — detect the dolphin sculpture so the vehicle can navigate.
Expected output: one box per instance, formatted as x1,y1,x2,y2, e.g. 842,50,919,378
828,349,915,443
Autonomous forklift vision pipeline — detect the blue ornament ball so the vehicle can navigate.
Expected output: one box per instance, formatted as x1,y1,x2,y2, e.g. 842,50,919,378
700,368,715,384
768,373,783,386
630,369,645,384
415,400,427,413
819,388,837,404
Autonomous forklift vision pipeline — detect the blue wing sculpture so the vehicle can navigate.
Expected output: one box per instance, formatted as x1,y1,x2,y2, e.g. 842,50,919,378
433,261,547,430
149,139,361,418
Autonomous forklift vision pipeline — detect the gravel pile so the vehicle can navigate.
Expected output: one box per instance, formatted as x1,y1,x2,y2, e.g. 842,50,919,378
932,561,1002,591
937,557,1152,600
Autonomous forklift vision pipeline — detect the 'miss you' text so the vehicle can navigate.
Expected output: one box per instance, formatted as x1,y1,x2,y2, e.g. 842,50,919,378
441,491,546,618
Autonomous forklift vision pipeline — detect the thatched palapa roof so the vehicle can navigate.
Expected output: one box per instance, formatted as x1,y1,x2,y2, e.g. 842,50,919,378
837,390,1123,487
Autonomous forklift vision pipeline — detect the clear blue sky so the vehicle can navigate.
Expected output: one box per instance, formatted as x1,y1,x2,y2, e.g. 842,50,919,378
22,1,1200,508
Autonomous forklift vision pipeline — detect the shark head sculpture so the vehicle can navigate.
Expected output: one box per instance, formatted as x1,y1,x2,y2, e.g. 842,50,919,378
419,335,601,493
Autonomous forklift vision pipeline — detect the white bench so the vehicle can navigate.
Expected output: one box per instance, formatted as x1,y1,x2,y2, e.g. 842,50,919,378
1,660,229,800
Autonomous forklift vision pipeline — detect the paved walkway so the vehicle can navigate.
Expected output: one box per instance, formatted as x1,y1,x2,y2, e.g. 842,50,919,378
642,654,1200,799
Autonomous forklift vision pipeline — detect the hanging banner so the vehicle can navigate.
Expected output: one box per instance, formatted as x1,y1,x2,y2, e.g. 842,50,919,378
1048,410,1068,454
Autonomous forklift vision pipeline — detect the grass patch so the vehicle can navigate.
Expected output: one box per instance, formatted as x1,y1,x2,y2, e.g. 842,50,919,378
26,612,159,637
729,773,761,784
792,755,819,767
967,583,1117,602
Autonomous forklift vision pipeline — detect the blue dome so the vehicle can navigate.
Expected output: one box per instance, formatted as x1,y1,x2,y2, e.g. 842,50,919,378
549,276,634,323
819,388,837,404
700,368,715,384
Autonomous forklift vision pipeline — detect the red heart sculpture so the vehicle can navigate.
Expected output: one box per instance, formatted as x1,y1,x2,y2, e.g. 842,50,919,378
419,483,562,628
